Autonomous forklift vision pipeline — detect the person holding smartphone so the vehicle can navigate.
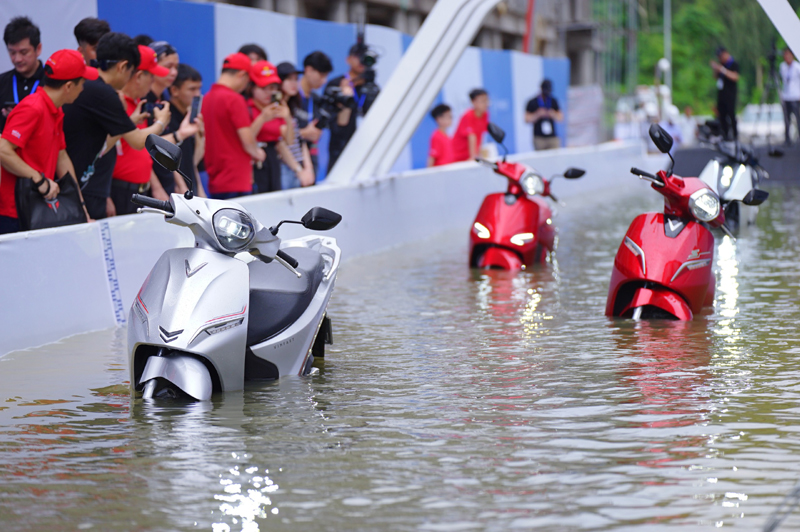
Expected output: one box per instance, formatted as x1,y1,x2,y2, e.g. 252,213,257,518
247,60,292,193
157,63,206,197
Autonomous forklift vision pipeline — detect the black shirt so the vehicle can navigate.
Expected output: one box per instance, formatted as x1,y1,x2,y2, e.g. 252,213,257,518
526,94,560,138
325,75,379,170
717,58,739,106
153,102,198,195
0,61,45,132
63,77,136,198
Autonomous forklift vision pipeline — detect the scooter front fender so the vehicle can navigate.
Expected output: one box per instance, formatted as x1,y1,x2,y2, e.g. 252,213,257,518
128,248,250,394
619,286,693,320
478,246,523,270
140,353,213,401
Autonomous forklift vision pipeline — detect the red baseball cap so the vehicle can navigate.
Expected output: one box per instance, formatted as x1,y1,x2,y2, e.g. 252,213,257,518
45,49,98,81
223,52,252,72
250,60,281,87
137,45,170,77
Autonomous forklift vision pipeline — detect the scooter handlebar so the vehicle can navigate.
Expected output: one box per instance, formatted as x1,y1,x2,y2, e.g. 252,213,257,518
277,249,299,269
630,167,657,180
131,194,174,214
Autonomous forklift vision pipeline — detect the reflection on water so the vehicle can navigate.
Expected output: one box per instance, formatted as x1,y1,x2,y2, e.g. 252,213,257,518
3,186,800,530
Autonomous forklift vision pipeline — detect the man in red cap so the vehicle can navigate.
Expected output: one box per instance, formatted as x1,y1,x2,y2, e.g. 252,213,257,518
110,45,171,215
0,49,96,233
203,52,266,199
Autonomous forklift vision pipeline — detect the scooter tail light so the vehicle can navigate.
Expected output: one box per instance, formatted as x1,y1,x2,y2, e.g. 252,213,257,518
624,236,646,275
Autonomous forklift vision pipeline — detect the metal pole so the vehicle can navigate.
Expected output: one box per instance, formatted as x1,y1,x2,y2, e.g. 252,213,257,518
664,0,672,92
628,0,637,94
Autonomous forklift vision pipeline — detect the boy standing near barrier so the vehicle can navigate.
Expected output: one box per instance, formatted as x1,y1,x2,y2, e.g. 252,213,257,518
427,104,454,167
0,50,96,234
452,89,490,162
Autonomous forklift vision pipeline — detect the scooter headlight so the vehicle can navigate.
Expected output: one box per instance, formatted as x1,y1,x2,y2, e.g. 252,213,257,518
519,171,545,196
213,209,255,252
689,188,721,222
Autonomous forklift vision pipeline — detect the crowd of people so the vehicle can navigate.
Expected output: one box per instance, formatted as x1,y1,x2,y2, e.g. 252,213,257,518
426,79,563,168
0,15,383,234
0,14,568,235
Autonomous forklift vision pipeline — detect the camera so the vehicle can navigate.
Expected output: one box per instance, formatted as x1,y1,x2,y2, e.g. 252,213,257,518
315,85,354,129
352,28,379,95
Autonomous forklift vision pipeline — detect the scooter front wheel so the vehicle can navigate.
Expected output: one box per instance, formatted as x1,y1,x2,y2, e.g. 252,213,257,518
141,378,188,400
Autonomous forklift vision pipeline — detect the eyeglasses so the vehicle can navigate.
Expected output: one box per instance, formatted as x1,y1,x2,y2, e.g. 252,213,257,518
150,41,176,58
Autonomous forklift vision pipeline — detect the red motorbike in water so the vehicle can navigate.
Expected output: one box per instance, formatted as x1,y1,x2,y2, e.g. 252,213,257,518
606,124,768,320
470,123,585,270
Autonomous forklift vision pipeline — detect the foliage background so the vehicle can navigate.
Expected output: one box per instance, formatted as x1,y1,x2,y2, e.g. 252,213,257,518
636,0,800,114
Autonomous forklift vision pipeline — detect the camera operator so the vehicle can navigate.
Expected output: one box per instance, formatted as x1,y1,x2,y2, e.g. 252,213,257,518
325,43,380,172
296,51,332,173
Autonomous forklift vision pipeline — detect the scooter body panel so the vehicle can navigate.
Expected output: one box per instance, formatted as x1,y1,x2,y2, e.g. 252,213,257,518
699,158,758,227
606,212,715,318
470,193,553,269
129,247,250,393
248,236,340,377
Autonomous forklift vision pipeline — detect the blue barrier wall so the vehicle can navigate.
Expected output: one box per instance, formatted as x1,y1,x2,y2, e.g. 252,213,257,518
1,0,570,174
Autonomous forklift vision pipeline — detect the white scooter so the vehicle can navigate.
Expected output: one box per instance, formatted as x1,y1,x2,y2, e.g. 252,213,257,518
128,135,342,401
697,124,775,231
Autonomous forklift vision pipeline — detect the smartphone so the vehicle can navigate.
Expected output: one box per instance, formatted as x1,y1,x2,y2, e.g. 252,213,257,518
271,91,283,104
189,95,201,124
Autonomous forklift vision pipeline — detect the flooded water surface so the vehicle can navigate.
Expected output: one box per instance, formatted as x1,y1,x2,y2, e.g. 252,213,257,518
3,185,800,531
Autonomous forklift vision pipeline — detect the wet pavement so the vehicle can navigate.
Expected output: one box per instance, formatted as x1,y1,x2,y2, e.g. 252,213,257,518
2,184,800,531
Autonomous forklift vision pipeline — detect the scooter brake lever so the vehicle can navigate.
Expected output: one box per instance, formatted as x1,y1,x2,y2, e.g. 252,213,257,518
274,254,302,278
137,207,172,216
720,224,737,241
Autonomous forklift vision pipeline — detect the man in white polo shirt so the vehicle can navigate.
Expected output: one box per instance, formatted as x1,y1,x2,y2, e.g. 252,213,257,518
780,47,800,145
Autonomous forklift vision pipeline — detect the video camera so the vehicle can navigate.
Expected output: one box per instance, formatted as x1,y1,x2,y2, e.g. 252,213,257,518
352,23,379,98
316,85,354,129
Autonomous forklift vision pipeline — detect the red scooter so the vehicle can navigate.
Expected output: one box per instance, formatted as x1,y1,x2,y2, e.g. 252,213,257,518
470,123,585,270
606,124,768,320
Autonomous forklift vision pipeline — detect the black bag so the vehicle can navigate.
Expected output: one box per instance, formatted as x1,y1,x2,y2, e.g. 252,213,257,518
15,173,87,231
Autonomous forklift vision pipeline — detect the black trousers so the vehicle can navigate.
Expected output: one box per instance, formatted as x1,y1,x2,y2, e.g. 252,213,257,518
253,142,281,193
110,180,150,216
718,99,738,141
784,100,800,144
83,193,108,220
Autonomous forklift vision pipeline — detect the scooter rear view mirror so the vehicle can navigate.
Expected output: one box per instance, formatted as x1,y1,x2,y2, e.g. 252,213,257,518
742,189,769,206
768,147,784,158
301,207,342,231
146,134,182,172
564,168,585,179
487,122,506,144
648,123,673,154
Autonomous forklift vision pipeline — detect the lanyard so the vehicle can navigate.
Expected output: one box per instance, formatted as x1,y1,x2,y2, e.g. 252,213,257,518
538,95,551,109
345,73,367,110
12,74,39,104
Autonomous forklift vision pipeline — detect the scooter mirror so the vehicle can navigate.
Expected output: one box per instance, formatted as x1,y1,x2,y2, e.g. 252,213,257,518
301,207,342,231
742,189,769,206
487,123,506,144
146,134,182,172
648,123,673,154
768,147,784,158
564,167,585,179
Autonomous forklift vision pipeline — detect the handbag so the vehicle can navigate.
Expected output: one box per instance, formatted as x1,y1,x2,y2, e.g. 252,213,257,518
15,172,87,231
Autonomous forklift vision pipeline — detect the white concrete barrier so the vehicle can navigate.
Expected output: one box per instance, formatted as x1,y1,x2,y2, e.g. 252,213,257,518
0,141,662,356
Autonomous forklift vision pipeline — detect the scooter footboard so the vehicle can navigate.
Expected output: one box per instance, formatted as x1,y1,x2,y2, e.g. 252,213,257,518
619,286,693,320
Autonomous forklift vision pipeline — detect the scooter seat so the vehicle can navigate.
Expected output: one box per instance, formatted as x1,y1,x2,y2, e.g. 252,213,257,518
247,247,325,345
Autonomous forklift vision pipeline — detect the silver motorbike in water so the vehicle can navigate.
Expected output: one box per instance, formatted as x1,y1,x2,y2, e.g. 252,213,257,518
128,135,342,401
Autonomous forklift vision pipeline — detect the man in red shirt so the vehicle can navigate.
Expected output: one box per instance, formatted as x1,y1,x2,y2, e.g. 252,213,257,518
203,52,266,199
110,45,170,215
451,89,490,162
0,49,96,234
427,103,454,167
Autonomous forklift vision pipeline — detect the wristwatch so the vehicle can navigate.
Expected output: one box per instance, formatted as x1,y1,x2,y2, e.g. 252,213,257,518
172,131,182,145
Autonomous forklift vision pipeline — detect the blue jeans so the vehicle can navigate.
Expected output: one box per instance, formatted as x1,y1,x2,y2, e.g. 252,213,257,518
210,191,250,201
0,215,19,235
281,164,301,190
